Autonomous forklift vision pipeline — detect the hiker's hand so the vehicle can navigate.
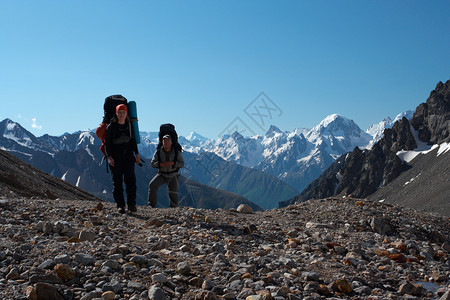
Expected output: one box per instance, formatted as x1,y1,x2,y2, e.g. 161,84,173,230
160,161,174,167
108,156,115,167
135,154,141,165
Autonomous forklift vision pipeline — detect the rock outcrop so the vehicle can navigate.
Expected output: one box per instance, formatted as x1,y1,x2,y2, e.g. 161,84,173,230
281,80,450,211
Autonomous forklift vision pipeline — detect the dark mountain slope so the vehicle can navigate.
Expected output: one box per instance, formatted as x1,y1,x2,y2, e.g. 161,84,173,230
281,79,450,216
368,146,450,216
0,148,99,201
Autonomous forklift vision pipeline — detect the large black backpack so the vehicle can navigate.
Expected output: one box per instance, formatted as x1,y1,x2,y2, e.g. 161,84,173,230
157,123,182,164
102,95,128,124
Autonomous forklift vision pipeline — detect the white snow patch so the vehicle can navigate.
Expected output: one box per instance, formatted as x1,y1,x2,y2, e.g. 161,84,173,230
85,145,95,160
76,176,81,187
61,171,68,181
102,189,107,194
404,173,421,186
437,142,450,156
334,172,342,194
396,125,437,163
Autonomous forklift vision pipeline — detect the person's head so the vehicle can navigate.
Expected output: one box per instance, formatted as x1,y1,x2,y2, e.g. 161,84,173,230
115,104,128,123
162,134,172,151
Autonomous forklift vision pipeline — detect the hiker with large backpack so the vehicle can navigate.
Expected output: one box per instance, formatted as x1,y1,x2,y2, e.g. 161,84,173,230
148,124,184,208
104,103,141,214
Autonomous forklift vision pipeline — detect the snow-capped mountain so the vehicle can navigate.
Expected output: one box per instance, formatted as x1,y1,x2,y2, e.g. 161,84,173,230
306,114,373,156
366,110,414,146
1,109,413,208
0,118,55,155
197,114,374,192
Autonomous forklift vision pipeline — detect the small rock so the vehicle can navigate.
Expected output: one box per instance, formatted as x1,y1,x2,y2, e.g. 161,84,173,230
335,279,352,294
202,279,215,290
130,255,148,265
442,242,450,252
102,260,120,270
6,268,20,280
148,285,167,300
128,281,143,290
147,219,164,227
151,273,168,284
439,291,450,300
399,282,423,296
101,291,115,300
38,259,56,269
189,276,204,288
74,253,95,266
177,261,191,275
102,279,122,294
42,222,54,235
370,217,393,235
54,254,71,264
54,264,76,281
78,230,96,242
26,285,37,300
301,272,320,281
34,282,64,300
237,204,253,214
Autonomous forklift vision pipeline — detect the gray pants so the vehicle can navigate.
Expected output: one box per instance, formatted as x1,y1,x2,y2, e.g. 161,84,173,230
148,173,179,208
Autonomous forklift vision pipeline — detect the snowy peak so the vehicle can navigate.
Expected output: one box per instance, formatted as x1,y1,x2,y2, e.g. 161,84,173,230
265,125,283,136
0,118,39,148
308,114,359,139
185,131,208,142
366,110,414,145
306,114,372,153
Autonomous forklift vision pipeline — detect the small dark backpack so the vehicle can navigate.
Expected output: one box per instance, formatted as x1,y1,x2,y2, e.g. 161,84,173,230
157,123,182,164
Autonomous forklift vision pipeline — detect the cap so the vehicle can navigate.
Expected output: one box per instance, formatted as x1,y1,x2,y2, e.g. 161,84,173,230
116,104,128,114
162,134,172,140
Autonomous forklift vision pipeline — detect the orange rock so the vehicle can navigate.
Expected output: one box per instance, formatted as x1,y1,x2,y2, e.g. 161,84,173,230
54,264,76,281
389,253,407,263
318,284,330,295
336,279,352,294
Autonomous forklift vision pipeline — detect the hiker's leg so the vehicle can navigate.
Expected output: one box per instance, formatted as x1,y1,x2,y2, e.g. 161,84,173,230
111,165,125,208
168,175,179,208
148,174,165,208
123,160,137,209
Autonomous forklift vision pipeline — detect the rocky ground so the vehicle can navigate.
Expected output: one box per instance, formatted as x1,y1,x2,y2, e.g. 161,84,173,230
0,196,449,300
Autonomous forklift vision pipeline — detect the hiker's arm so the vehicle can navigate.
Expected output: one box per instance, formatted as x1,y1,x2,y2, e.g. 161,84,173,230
150,150,160,168
104,124,113,157
175,151,184,169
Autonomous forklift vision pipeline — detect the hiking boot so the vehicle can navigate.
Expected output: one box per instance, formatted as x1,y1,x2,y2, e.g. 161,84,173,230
128,205,137,213
118,207,125,214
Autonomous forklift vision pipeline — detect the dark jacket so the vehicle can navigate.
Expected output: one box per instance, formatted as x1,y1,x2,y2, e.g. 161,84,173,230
105,120,139,161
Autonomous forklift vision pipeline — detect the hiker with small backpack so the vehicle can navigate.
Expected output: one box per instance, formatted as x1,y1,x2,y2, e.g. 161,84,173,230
148,124,184,208
104,103,141,213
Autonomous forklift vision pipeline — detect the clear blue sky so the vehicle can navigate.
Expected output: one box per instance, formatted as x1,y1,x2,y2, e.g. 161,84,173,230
1,1,449,139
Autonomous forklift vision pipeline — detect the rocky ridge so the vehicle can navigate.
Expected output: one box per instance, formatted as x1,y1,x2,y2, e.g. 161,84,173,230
0,148,99,202
1,197,449,299
282,80,450,211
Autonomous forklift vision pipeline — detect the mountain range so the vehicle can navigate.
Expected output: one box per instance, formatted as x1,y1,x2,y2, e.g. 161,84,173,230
0,113,384,209
2,81,447,211
281,80,450,216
